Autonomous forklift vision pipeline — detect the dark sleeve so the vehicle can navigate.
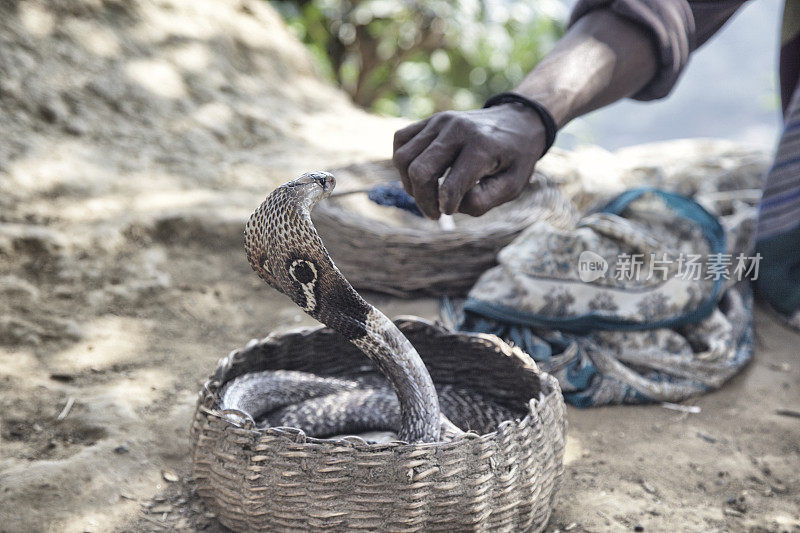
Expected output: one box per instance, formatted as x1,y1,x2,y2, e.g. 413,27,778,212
568,0,747,101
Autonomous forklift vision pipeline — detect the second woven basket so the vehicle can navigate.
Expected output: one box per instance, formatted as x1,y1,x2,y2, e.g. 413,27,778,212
312,160,577,297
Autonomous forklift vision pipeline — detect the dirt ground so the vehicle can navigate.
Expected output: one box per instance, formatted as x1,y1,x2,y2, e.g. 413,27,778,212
0,1,798,532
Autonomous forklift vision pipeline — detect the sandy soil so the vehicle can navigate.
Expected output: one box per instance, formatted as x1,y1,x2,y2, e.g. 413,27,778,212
0,1,798,532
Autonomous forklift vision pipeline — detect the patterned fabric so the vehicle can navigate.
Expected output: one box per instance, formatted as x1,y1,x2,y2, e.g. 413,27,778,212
456,188,757,407
754,74,800,323
750,1,800,324
780,0,800,113
756,87,800,242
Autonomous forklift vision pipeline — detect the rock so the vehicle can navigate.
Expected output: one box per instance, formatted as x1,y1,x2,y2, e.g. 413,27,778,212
0,316,43,346
0,313,83,346
696,432,717,443
640,479,657,495
56,319,84,341
64,119,89,136
0,275,39,301
146,212,244,249
0,224,67,259
725,491,748,514
38,95,69,124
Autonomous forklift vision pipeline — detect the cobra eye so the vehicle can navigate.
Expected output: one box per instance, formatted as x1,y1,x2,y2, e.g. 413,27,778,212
290,259,317,284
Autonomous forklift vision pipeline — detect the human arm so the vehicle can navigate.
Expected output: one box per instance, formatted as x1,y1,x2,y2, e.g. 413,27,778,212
392,0,746,219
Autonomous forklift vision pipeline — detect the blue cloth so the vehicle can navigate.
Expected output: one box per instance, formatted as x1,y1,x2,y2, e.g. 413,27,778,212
367,182,423,217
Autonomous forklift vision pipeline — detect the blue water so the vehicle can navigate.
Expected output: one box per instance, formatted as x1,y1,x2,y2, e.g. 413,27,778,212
557,0,783,151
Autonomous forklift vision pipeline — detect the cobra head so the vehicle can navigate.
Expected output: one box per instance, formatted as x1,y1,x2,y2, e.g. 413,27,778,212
244,170,334,292
244,171,355,314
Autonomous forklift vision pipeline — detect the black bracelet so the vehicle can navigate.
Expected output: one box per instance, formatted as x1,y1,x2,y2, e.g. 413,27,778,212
483,92,557,156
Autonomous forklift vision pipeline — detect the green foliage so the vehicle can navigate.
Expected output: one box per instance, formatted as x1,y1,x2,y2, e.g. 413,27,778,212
271,0,566,117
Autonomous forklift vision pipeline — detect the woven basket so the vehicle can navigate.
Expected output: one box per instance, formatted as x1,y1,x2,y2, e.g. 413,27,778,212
192,317,566,532
312,161,577,297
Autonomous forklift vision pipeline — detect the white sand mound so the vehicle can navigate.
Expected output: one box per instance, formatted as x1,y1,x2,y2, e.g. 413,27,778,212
0,0,399,208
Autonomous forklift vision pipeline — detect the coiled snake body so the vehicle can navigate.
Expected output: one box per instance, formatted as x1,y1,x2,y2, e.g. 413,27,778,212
222,172,518,443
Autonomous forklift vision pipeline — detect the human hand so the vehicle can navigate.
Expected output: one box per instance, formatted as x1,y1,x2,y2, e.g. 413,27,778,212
392,104,547,219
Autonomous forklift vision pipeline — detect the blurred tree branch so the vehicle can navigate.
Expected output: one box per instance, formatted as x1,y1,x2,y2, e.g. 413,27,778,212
271,0,566,117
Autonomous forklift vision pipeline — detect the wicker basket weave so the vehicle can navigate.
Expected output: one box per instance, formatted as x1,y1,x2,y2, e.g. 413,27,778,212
312,161,577,297
192,317,566,532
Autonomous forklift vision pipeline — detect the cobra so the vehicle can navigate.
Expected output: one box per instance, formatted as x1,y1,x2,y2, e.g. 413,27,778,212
223,172,515,443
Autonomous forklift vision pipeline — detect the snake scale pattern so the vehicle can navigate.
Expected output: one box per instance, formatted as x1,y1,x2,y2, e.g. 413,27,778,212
220,172,520,443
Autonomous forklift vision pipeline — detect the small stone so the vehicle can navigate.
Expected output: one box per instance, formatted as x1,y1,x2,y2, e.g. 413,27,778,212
23,333,42,346
769,479,787,493
38,98,67,123
768,362,791,372
634,526,645,532
61,320,83,341
114,445,130,454
640,479,656,494
64,119,88,136
0,275,39,300
162,470,179,483
725,492,748,513
696,432,717,443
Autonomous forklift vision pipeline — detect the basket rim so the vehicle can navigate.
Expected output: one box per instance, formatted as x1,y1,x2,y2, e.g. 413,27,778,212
197,374,561,451
195,316,563,451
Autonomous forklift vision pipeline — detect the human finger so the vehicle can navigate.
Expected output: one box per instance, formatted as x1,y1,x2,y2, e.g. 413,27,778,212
392,120,442,193
438,146,503,215
393,118,430,150
458,166,529,217
406,137,461,219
